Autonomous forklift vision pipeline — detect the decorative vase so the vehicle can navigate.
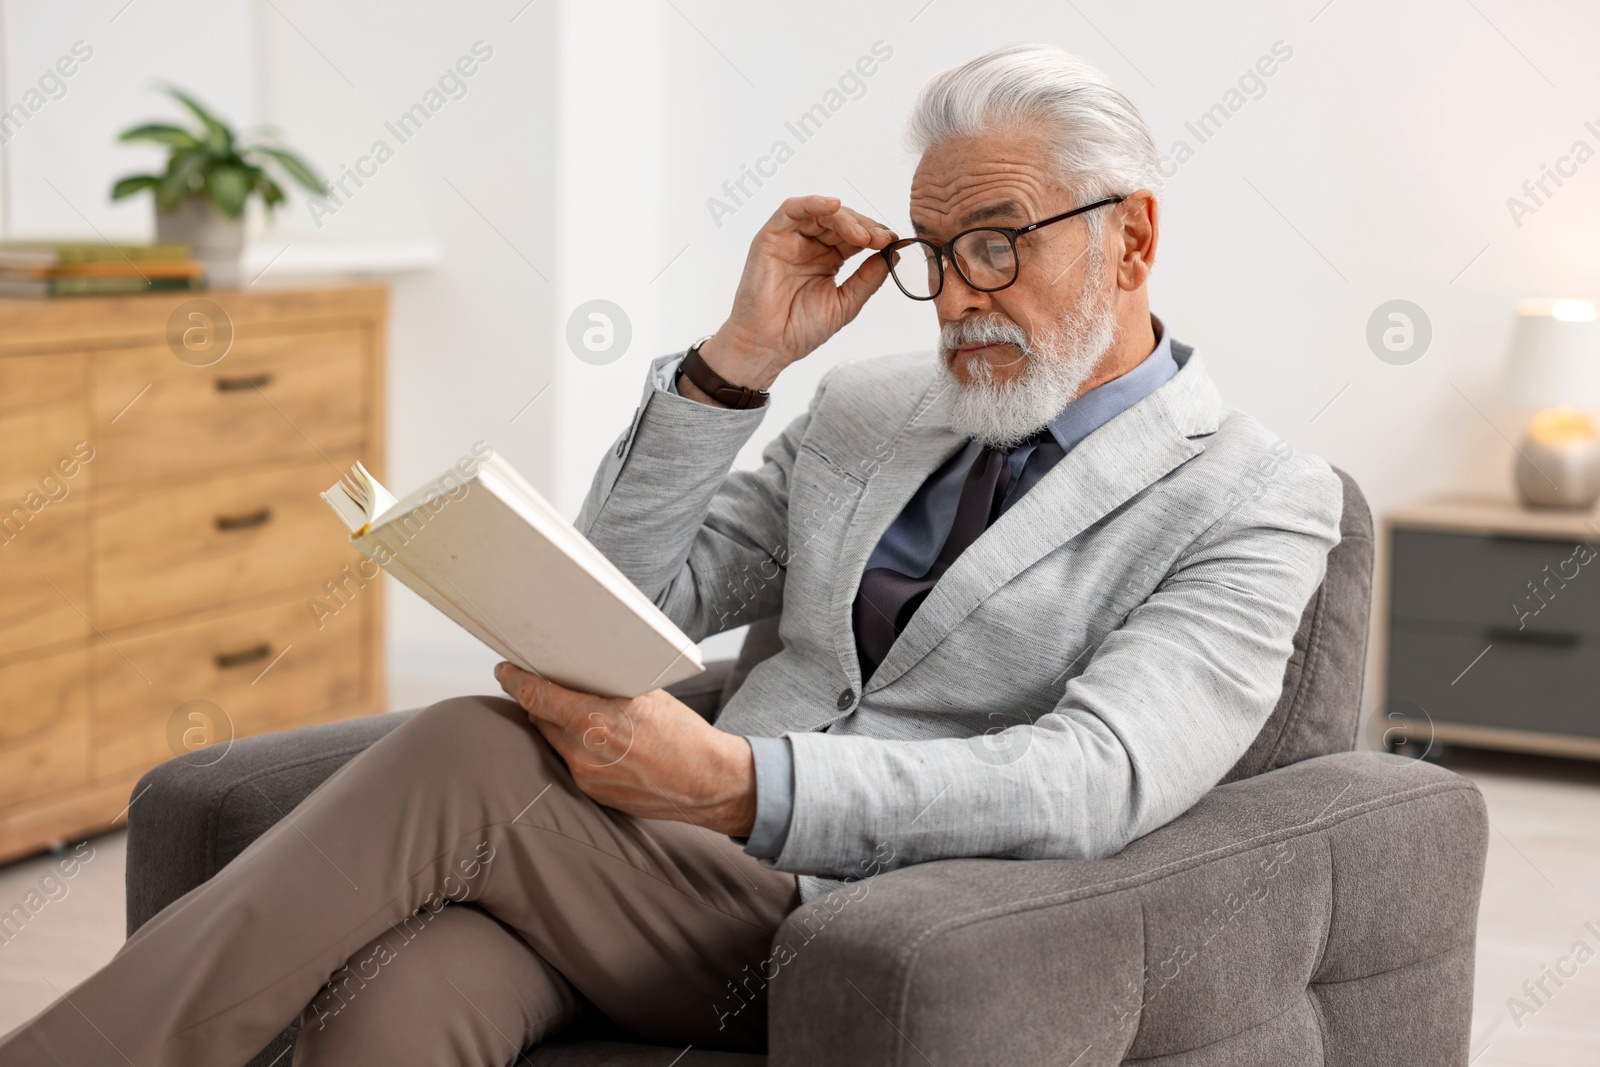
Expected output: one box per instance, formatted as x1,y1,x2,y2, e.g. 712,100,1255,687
1514,406,1600,509
155,198,245,287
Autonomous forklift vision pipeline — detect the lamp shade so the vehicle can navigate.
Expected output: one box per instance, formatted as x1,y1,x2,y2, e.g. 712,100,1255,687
1504,299,1600,409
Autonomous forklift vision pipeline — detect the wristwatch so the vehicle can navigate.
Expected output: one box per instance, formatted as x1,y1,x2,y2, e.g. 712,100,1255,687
677,336,769,410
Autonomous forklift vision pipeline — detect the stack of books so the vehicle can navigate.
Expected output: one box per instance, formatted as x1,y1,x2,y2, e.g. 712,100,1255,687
0,242,205,298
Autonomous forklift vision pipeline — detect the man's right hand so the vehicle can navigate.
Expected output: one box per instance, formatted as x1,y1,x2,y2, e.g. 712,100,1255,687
694,195,899,395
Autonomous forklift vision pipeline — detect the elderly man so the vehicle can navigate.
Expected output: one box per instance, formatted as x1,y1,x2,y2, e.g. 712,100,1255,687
0,43,1340,1067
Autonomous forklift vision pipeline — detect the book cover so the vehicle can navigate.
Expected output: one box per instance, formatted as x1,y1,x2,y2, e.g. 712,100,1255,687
322,454,705,699
0,275,205,298
0,260,205,280
0,241,192,268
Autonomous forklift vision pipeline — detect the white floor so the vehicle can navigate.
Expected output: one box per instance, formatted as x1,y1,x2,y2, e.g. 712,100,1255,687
0,829,128,1035
1454,748,1600,1067
1,746,1597,1060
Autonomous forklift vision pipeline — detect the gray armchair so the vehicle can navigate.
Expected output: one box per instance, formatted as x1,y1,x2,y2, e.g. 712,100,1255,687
125,471,1488,1066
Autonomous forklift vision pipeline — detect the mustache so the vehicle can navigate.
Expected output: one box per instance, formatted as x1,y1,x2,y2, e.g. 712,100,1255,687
939,315,1031,358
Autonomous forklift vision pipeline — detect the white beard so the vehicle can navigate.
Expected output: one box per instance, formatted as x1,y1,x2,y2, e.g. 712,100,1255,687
935,262,1119,449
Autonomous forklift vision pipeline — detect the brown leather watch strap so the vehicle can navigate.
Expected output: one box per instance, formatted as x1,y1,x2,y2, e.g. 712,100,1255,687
678,339,769,409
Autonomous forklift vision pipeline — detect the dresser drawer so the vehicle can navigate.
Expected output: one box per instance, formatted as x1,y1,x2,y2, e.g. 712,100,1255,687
0,351,86,412
0,500,89,656
91,329,366,486
93,459,365,630
0,393,91,501
92,597,369,779
1389,529,1600,637
1387,625,1600,739
0,647,90,807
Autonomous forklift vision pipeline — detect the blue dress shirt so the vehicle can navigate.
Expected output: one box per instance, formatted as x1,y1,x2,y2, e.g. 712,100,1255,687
666,318,1179,858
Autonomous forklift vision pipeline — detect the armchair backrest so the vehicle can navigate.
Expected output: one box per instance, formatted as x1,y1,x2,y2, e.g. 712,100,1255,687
722,467,1374,782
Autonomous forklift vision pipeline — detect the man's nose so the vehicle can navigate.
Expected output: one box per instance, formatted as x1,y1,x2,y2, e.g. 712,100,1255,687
934,265,990,321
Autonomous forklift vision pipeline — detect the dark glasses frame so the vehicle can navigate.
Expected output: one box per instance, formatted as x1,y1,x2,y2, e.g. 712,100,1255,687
880,194,1127,300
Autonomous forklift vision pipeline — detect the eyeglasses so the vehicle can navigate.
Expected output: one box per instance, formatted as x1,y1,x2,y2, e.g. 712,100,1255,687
880,195,1126,300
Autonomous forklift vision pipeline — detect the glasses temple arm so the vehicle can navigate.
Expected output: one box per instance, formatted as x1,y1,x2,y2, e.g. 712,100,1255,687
1016,195,1128,236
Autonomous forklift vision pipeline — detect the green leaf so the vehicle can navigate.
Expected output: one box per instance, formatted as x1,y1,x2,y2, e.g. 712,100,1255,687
247,145,328,196
162,86,233,155
156,151,209,211
206,165,252,217
256,174,286,212
117,123,200,150
110,174,160,200
116,85,325,217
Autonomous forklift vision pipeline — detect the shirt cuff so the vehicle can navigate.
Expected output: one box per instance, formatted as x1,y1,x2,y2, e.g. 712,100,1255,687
653,353,687,396
740,735,795,858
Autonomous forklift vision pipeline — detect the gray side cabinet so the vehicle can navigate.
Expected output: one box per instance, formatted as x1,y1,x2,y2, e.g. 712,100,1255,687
1383,495,1600,759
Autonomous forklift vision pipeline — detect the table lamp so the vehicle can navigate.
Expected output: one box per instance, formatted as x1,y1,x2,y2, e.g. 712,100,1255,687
1503,298,1600,509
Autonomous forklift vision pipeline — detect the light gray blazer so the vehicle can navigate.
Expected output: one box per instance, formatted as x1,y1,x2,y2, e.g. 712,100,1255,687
578,344,1343,900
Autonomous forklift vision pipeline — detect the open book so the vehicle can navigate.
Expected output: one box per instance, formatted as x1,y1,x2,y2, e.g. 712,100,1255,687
321,450,703,698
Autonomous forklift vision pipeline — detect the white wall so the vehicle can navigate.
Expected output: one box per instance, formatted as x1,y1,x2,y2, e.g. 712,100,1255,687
250,0,564,697
0,0,255,239
653,0,1600,505
650,0,1600,694
5,0,1599,704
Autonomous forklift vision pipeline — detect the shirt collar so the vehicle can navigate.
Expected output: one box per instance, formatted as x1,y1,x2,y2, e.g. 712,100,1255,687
1043,314,1178,454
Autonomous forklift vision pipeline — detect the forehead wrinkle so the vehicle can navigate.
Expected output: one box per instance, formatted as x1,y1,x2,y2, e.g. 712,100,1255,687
909,164,1053,239
921,183,1043,238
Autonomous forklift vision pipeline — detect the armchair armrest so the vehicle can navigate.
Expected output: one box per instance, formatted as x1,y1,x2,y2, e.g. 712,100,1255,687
768,753,1487,1067
125,710,419,935
125,662,736,936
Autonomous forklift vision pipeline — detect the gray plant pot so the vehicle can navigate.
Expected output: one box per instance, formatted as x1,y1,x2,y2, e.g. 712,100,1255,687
155,198,245,287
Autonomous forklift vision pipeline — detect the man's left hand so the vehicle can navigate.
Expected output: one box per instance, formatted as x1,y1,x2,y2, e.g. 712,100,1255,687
494,662,757,837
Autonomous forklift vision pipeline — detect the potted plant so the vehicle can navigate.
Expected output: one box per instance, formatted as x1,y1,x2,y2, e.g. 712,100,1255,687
110,87,327,283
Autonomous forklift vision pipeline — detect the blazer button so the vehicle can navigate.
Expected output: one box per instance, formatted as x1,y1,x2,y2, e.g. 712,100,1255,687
836,688,854,710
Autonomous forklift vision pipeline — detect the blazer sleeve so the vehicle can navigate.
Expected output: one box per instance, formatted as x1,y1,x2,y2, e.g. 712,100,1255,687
577,352,829,643
772,453,1346,878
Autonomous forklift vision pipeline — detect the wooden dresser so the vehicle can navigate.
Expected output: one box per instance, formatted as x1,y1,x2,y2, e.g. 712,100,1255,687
0,286,387,863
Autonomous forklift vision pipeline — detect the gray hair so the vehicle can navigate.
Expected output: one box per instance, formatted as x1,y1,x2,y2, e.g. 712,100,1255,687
906,45,1162,240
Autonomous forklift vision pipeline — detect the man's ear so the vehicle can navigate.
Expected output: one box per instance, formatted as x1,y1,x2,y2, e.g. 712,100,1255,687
1115,189,1158,292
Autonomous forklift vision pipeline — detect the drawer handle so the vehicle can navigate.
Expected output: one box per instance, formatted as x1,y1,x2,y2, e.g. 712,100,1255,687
215,373,273,392
215,643,273,669
1486,626,1580,648
214,507,273,531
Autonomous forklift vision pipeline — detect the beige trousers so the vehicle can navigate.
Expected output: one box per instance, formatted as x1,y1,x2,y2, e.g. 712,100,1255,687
0,696,801,1066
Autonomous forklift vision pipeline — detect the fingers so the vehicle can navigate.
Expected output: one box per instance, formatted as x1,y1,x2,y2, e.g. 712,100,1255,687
529,717,585,770
517,691,581,758
836,249,893,321
776,193,842,223
494,663,578,726
774,195,896,253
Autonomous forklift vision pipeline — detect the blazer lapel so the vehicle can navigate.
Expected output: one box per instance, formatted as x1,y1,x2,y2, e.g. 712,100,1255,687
825,376,966,685
863,354,1225,693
